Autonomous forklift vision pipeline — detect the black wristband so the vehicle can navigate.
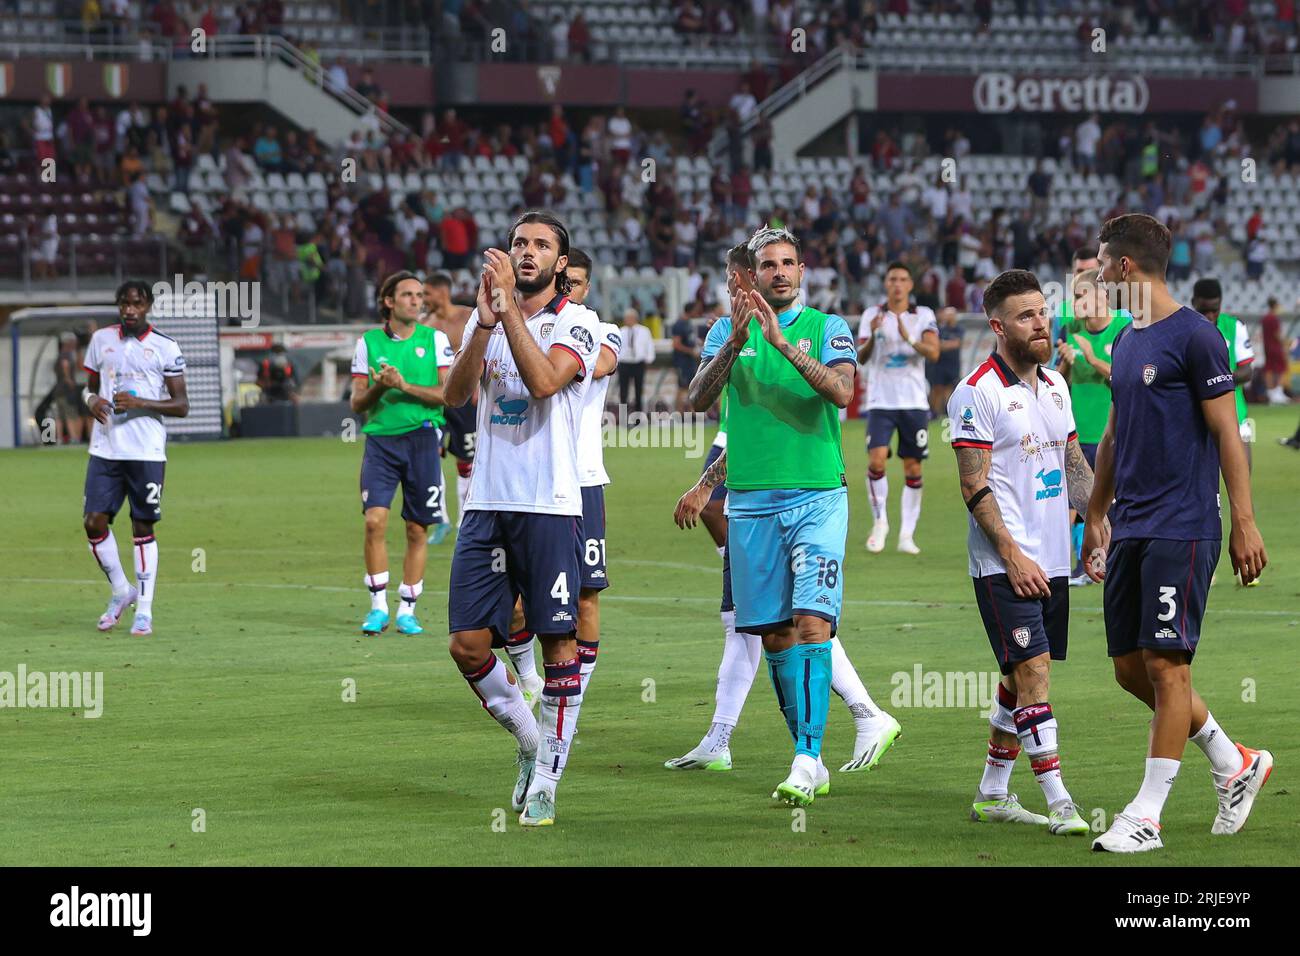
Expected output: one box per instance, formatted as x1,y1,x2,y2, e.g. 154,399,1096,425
965,486,992,513
476,321,496,331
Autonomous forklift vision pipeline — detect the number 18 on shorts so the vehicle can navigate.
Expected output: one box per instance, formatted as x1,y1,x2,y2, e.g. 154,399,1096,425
727,490,848,635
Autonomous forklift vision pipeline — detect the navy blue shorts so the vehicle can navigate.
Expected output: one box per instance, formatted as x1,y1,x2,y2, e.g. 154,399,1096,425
721,542,734,613
449,510,583,640
702,442,728,504
1103,538,1219,661
1080,442,1098,469
867,407,930,460
443,402,476,462
580,485,609,591
359,425,444,526
973,574,1069,675
84,455,166,523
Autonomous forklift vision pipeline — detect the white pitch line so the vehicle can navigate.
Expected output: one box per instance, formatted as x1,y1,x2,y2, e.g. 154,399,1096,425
8,578,1299,617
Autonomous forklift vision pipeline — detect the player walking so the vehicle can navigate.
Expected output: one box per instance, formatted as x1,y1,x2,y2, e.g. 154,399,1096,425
668,244,899,775
498,248,620,706
83,280,189,637
351,271,453,635
948,270,1092,836
678,226,881,805
422,272,475,532
857,263,940,554
1085,215,1272,852
443,212,601,828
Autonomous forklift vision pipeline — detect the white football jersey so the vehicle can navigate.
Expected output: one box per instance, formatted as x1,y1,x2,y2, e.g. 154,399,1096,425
462,294,600,515
858,304,938,410
577,322,621,487
948,353,1078,579
84,324,185,462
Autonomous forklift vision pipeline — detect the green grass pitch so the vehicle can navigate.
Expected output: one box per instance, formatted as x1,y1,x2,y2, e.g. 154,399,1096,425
1,408,1297,866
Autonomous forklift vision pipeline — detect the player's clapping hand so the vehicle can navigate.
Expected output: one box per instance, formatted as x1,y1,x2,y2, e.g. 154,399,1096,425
88,394,111,424
1055,341,1074,367
374,363,405,392
673,483,711,530
747,290,783,348
1075,336,1096,362
476,270,500,325
1230,520,1267,586
112,391,145,412
1004,548,1053,599
728,289,754,345
896,314,911,342
870,311,885,334
482,248,516,303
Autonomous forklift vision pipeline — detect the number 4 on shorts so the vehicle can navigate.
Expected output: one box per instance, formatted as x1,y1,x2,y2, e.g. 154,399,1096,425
551,572,570,605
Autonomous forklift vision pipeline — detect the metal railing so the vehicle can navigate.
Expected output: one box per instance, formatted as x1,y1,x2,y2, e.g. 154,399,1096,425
1,233,171,294
0,20,431,65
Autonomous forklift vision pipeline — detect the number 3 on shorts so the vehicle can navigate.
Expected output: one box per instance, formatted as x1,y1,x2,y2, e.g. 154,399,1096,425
551,572,570,605
1156,585,1177,622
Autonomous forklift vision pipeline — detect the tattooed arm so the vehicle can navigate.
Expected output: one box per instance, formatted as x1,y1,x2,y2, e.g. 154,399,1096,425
1063,436,1096,515
955,444,1051,599
775,339,856,407
687,344,739,413
674,448,726,529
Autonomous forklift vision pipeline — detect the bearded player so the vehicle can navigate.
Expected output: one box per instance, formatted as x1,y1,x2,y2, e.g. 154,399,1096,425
676,226,896,805
499,247,620,706
949,269,1092,836
83,280,189,637
668,243,900,774
444,212,600,827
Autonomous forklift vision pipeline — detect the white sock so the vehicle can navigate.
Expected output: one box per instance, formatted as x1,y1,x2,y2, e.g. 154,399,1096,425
455,472,470,528
505,629,537,681
365,570,389,612
700,720,735,753
1014,703,1072,811
532,657,582,793
867,469,888,523
1191,712,1242,777
712,609,761,726
716,544,726,558
900,478,922,539
979,740,1020,798
577,639,599,694
1125,757,1181,824
792,752,818,779
88,529,131,595
830,636,884,729
398,579,422,617
463,653,540,753
133,533,158,616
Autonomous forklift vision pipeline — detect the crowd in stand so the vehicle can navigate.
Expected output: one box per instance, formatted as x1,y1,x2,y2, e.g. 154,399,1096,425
8,72,1300,317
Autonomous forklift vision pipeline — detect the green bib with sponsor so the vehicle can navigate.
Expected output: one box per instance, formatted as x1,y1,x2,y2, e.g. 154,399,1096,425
361,324,446,435
1063,311,1130,444
726,306,845,491
1215,313,1247,424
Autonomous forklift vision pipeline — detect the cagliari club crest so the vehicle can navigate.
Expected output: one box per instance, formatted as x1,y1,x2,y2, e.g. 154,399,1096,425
1142,364,1157,386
